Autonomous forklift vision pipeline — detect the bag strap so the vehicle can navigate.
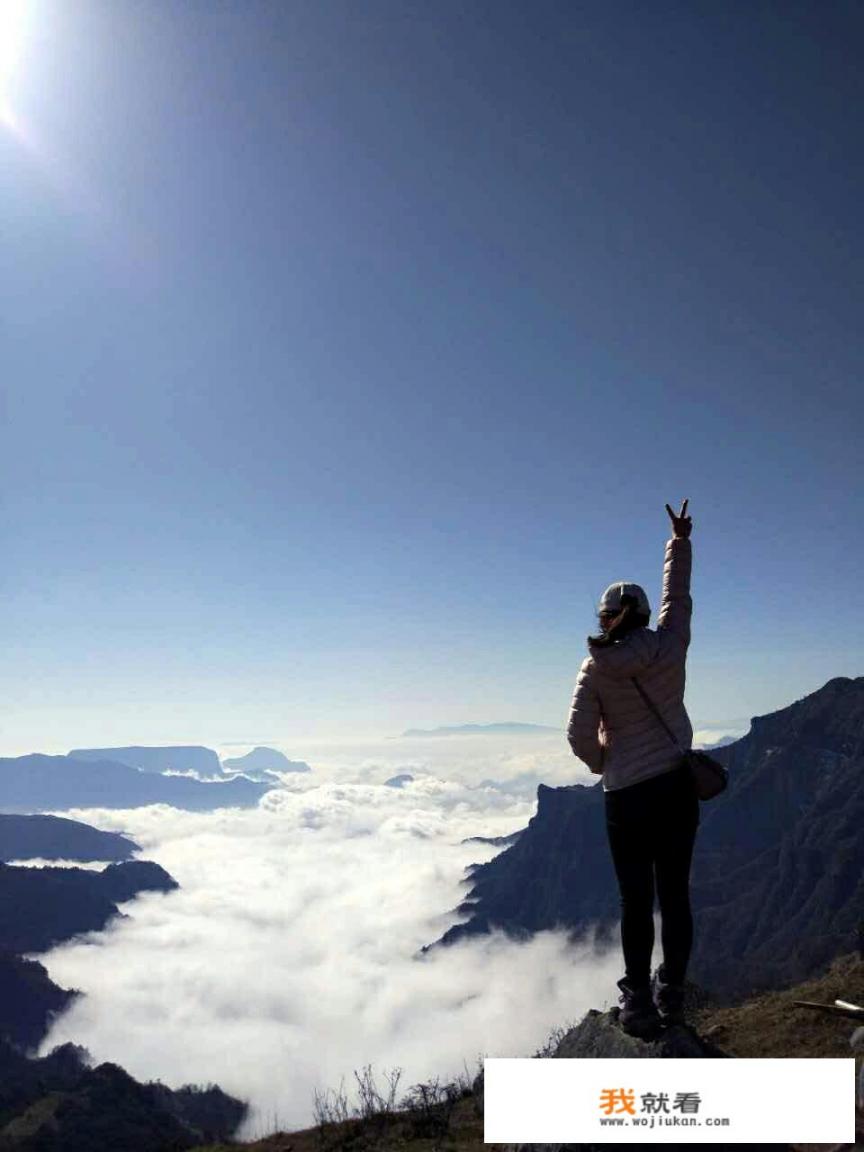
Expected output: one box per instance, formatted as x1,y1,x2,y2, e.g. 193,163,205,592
630,676,687,755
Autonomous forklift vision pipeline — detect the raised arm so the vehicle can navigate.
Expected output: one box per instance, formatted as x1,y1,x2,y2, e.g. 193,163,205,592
657,499,693,652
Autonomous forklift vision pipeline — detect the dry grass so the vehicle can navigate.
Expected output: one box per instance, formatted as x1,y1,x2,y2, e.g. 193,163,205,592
190,954,864,1152
187,1095,492,1152
693,951,864,1063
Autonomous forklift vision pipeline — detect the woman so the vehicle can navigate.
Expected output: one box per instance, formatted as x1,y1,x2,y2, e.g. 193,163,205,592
566,499,698,1037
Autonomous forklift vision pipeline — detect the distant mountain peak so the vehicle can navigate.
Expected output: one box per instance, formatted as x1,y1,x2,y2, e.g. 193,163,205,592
68,745,222,778
221,746,311,778
0,752,275,812
398,722,559,738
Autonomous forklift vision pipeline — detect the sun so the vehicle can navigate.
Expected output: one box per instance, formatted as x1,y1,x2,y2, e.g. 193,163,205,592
0,0,30,120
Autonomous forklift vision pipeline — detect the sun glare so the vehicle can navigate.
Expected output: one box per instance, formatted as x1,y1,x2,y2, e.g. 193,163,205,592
0,0,30,119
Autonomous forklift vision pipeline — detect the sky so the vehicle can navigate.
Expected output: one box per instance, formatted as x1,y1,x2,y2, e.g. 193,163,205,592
2,0,863,755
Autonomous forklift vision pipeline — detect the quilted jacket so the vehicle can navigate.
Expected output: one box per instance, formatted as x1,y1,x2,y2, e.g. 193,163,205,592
566,537,693,792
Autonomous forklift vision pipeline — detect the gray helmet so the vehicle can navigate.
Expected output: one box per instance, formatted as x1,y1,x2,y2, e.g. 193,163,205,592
597,581,651,618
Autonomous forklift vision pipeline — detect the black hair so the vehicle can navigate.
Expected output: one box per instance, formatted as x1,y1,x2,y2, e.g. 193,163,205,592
587,602,649,649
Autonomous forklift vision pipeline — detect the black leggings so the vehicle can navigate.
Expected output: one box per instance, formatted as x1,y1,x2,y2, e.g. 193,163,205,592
604,763,700,988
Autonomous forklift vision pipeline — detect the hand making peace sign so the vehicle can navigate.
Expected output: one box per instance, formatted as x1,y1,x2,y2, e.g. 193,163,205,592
665,498,692,539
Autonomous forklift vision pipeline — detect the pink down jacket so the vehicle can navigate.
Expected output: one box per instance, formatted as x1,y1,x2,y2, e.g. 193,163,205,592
566,537,693,792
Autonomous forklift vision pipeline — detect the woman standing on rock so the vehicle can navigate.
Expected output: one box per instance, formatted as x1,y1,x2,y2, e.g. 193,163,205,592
566,499,698,1037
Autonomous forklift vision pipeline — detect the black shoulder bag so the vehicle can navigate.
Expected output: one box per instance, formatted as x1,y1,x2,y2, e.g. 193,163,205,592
630,676,729,801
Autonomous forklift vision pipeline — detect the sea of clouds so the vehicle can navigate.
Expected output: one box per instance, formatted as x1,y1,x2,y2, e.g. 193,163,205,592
20,730,734,1139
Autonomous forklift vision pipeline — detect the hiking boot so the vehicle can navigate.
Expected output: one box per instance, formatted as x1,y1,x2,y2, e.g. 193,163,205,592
616,977,662,1038
652,964,686,1026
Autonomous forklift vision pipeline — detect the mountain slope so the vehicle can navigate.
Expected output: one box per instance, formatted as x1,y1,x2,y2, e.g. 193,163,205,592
0,814,139,863
0,754,275,812
181,958,864,1152
0,860,178,953
0,1040,247,1150
425,676,864,1003
0,954,80,1054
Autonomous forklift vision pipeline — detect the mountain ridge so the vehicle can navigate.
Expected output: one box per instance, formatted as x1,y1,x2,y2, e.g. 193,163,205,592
68,746,223,778
0,814,140,863
0,754,276,812
0,830,249,1148
0,858,178,954
424,674,864,1004
398,722,559,738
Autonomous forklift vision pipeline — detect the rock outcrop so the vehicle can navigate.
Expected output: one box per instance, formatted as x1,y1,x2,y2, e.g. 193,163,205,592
384,774,414,788
473,1009,796,1152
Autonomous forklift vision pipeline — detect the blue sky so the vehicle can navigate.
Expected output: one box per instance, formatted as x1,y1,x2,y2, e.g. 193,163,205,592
1,0,862,754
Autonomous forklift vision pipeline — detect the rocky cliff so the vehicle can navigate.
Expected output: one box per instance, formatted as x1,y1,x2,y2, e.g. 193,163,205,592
427,676,864,1004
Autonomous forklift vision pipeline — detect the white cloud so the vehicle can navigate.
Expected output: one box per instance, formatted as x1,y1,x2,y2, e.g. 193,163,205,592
34,750,626,1140
692,728,746,747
